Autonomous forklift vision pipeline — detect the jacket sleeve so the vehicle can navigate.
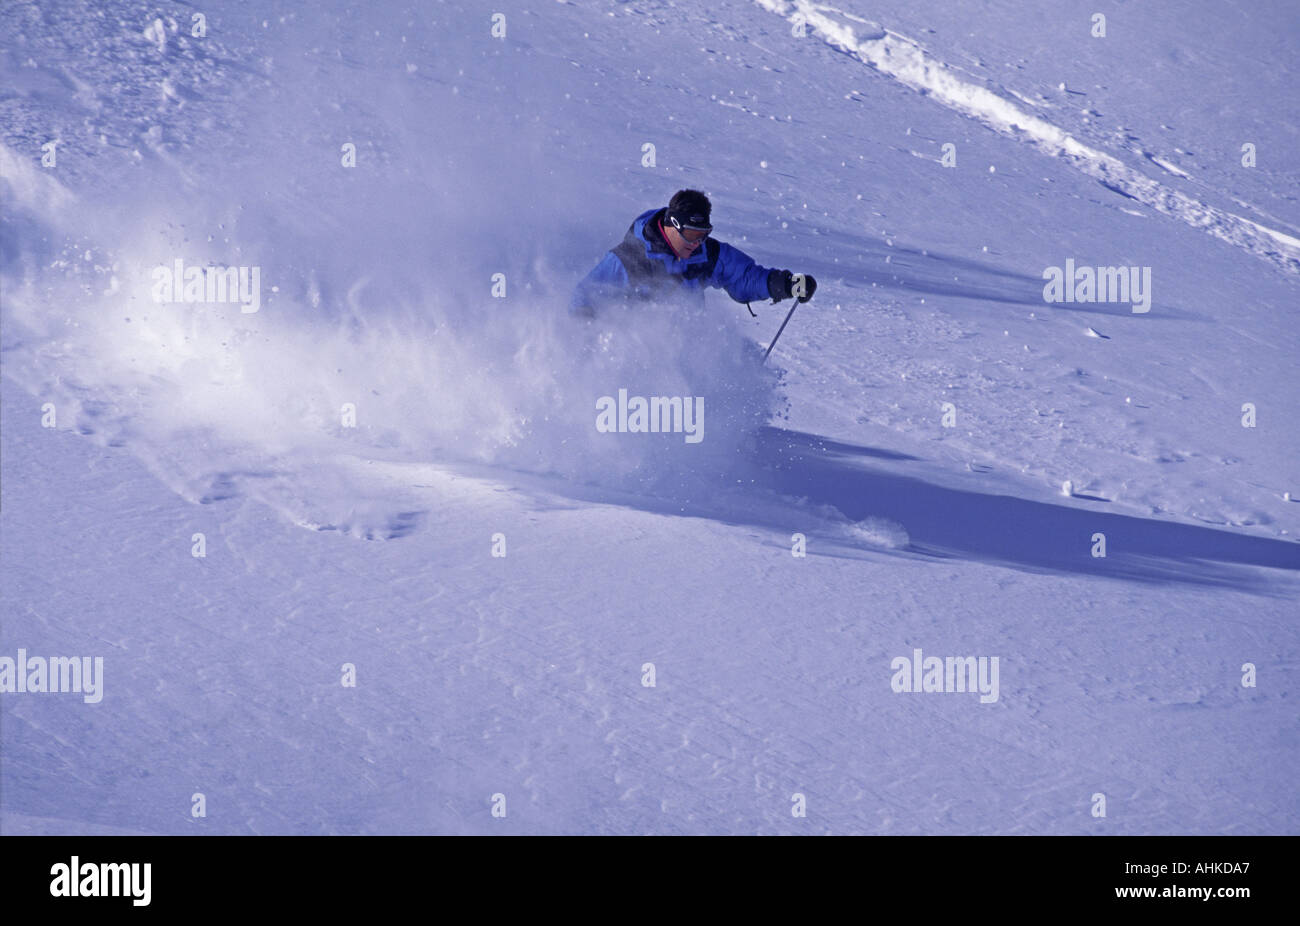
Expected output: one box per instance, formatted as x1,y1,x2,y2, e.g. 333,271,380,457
569,251,629,317
708,241,782,304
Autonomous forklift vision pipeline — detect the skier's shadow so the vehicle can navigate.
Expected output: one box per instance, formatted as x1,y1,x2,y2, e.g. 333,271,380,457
788,229,1046,307
751,427,1300,594
785,230,1204,320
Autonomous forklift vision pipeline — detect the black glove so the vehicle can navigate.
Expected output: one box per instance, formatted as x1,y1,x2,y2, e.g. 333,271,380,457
768,269,817,303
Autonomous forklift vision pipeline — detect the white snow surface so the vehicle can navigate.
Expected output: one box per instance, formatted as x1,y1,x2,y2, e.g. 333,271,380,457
1,0,1297,834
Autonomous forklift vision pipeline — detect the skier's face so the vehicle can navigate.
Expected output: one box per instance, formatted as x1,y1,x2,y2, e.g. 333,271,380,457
667,224,708,257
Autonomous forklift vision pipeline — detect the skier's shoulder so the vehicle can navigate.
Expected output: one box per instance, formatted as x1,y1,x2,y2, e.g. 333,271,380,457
630,206,665,239
619,207,674,265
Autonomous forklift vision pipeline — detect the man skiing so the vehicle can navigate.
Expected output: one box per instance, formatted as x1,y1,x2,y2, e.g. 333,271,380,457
569,189,817,317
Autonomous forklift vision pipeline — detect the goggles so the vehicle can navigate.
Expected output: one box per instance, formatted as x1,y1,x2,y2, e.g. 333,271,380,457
668,213,712,242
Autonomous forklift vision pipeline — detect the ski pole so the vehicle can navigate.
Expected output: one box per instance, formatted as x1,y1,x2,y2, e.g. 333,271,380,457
762,274,807,363
763,302,799,363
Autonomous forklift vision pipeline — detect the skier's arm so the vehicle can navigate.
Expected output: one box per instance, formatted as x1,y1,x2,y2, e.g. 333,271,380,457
708,241,787,304
569,251,629,317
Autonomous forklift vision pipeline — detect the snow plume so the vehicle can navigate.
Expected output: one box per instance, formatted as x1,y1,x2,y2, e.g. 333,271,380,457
0,43,778,532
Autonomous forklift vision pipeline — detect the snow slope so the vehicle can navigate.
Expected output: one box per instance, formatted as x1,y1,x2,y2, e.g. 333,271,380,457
2,0,1297,834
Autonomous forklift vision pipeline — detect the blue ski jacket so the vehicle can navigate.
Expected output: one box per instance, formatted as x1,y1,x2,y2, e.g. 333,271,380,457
569,207,783,317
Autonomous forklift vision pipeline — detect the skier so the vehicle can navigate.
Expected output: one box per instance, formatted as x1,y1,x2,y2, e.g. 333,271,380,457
569,189,817,318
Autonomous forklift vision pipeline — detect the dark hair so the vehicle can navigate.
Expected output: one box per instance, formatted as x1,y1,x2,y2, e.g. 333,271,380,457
667,189,712,231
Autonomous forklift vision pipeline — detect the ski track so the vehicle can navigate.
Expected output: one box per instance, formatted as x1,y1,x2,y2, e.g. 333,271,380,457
752,0,1300,274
